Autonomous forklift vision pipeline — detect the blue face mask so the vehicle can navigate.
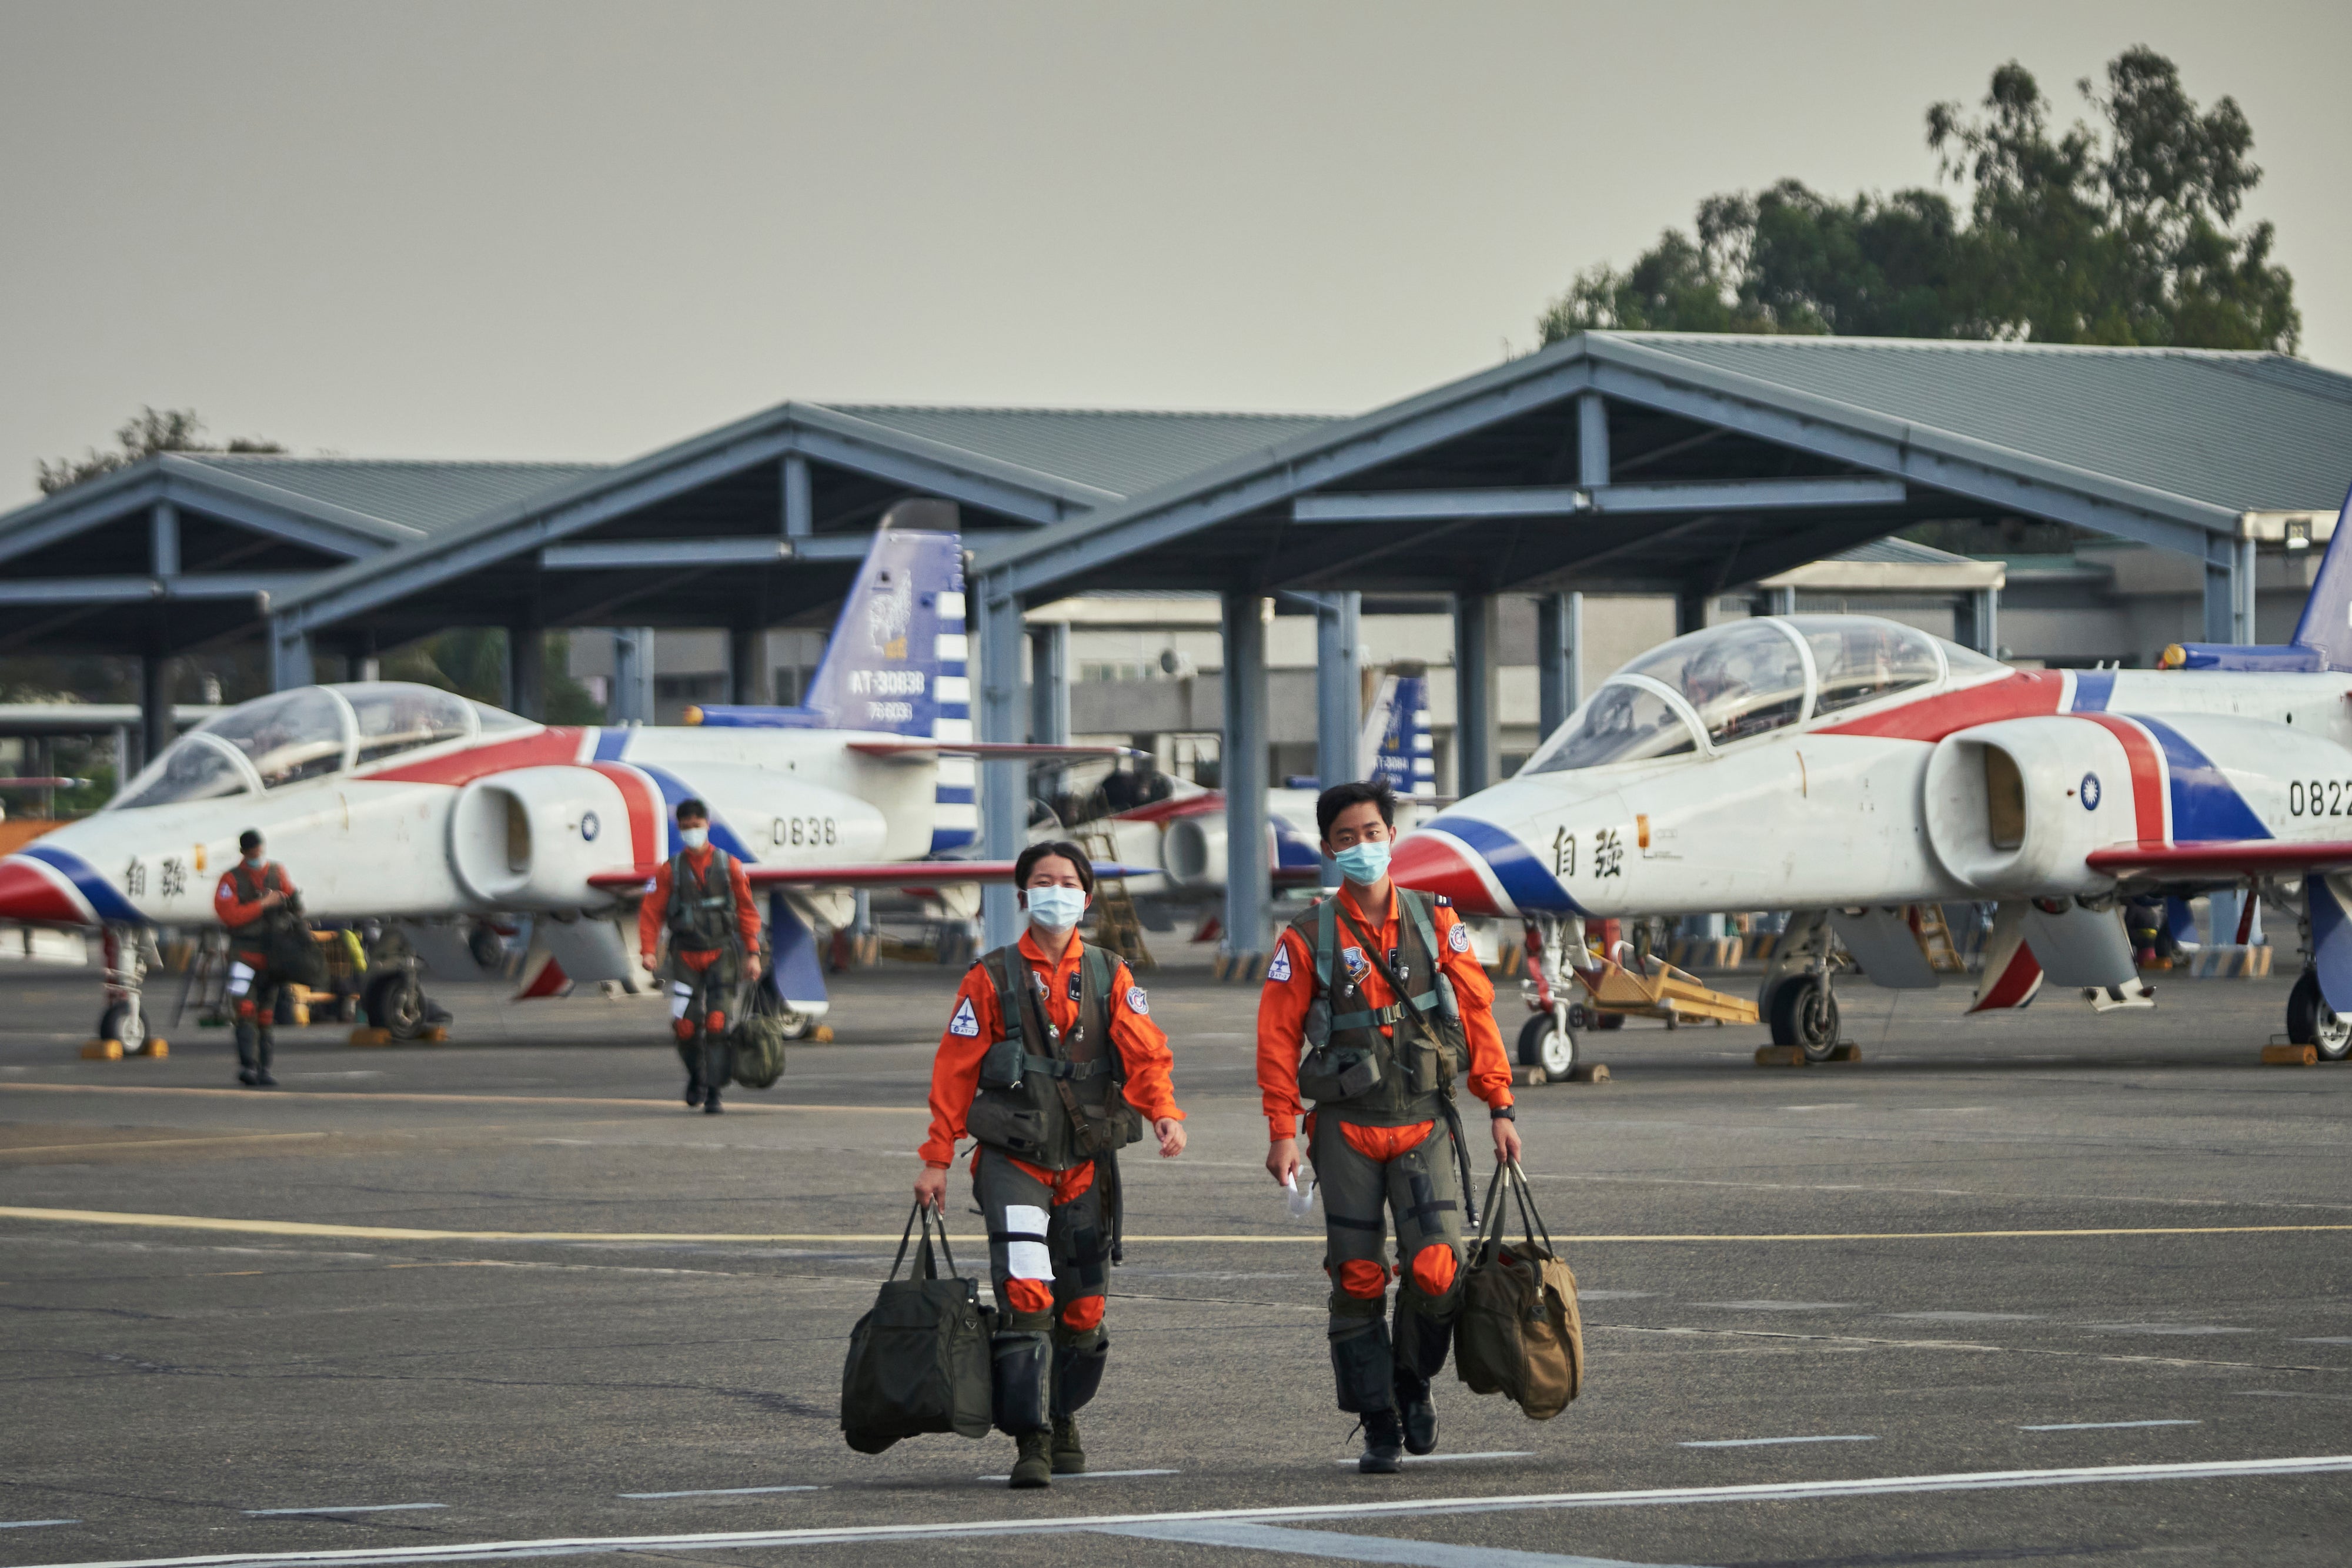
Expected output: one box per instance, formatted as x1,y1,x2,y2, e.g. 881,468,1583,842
1333,839,1391,887
243,854,263,868
1025,884,1088,932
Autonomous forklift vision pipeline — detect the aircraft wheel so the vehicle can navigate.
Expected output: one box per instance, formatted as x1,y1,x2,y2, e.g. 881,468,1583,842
2288,971,2352,1061
97,999,138,1044
364,972,427,1041
1517,1011,1576,1076
775,1011,813,1041
467,925,505,969
1770,976,1840,1061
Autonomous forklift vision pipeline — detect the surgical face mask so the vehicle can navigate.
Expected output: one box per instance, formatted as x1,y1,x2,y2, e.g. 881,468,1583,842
243,854,263,868
1333,838,1391,886
1025,885,1087,932
679,826,709,851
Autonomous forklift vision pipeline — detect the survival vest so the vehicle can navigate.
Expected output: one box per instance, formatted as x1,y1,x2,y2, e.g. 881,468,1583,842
223,861,297,945
665,848,741,952
961,941,1144,1172
1288,887,1467,1127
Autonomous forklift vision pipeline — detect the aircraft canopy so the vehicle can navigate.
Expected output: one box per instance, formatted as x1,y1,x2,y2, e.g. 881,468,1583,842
110,683,526,810
1522,616,1994,775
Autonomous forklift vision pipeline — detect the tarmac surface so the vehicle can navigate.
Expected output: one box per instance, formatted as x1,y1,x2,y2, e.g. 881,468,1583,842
2,948,2349,1567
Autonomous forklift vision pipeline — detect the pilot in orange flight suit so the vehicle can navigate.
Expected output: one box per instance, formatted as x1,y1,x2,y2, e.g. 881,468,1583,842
215,828,297,1088
915,840,1185,1489
1258,779,1521,1473
637,798,761,1114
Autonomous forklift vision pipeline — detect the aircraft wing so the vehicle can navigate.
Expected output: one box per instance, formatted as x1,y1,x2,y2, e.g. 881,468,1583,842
847,740,1143,761
2086,840,2352,878
586,860,1150,892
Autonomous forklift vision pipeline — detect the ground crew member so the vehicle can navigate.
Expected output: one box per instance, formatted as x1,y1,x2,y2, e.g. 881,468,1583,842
637,798,761,1114
1258,779,1522,1473
215,828,297,1089
914,840,1186,1490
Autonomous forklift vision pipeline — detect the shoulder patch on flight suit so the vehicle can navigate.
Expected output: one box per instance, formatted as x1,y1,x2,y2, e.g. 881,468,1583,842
1125,985,1148,1015
1448,922,1471,953
948,996,980,1037
1265,945,1293,983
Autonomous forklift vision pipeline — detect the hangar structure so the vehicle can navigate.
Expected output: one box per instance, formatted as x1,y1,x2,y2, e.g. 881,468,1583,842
964,332,2352,950
4,330,2349,958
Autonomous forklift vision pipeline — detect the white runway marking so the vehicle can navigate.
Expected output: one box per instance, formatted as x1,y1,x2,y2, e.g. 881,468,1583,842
1097,1519,1705,1566
1681,1436,1878,1448
30,1456,2352,1568
975,1469,1177,1481
617,1486,821,1499
2079,1323,2254,1335
240,1506,446,1517
1692,1301,1856,1312
2020,1421,2200,1431
1885,1311,2044,1322
1,1522,80,1531
2293,1337,2352,1345
1331,1452,1536,1466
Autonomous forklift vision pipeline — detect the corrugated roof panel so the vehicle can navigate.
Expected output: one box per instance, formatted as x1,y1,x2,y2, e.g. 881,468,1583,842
827,406,1337,498
186,456,606,534
1830,536,1974,565
1616,335,2352,514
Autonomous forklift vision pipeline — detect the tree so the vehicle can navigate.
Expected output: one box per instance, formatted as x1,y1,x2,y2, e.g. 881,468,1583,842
380,629,604,723
1539,48,2298,352
37,406,286,495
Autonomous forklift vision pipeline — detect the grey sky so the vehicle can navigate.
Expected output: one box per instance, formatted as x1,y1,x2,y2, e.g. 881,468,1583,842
3,0,2344,506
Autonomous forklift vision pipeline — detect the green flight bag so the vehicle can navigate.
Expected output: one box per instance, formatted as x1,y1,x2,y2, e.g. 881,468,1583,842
841,1202,994,1454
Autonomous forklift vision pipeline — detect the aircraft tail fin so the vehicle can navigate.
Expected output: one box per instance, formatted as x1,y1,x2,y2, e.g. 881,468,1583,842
1361,665,1435,797
2166,483,2351,673
2288,483,2352,669
689,511,966,738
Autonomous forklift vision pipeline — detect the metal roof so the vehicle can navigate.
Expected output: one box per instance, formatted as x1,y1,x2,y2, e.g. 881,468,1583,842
1828,535,1976,566
179,456,604,535
830,407,1337,498
1617,334,2352,516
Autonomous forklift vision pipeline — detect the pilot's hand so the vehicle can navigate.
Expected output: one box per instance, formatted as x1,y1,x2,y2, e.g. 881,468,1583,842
1153,1116,1186,1158
1267,1135,1303,1188
744,954,763,982
256,891,285,911
1492,1116,1524,1166
913,1164,949,1213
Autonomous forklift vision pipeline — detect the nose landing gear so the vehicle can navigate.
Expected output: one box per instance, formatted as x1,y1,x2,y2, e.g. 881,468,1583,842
2287,969,2352,1061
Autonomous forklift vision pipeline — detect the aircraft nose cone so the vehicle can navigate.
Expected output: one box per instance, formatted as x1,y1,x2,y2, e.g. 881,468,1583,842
1391,828,1506,916
0,855,89,925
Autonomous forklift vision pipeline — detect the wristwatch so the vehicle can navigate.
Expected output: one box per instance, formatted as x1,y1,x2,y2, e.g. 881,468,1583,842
1490,1105,1517,1122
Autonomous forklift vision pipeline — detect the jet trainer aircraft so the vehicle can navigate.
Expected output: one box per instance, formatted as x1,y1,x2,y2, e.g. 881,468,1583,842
0,524,1119,1045
1396,488,2352,1072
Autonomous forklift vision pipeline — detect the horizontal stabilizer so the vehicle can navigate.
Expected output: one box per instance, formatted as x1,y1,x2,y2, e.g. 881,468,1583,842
2087,839,2352,878
846,740,1143,761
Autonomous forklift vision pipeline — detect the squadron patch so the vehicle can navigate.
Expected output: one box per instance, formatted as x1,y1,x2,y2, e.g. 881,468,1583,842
1266,946,1294,983
1125,985,1150,1015
1067,969,1083,1001
1341,945,1369,977
1434,894,1451,907
947,996,980,1038
1447,922,1471,954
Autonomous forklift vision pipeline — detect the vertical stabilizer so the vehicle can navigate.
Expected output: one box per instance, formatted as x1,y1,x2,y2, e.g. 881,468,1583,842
689,519,965,739
2290,484,2352,670
1361,666,1435,797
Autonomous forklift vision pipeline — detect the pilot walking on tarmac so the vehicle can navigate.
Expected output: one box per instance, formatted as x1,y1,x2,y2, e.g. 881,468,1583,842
637,798,761,1114
215,828,297,1089
914,841,1186,1490
1257,780,1523,1473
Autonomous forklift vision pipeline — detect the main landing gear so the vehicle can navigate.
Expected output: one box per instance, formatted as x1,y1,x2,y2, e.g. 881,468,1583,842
1758,909,1842,1062
2287,970,2352,1062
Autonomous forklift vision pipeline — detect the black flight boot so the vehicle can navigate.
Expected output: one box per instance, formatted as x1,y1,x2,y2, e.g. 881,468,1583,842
702,1082,723,1114
684,1075,704,1109
1358,1407,1406,1475
253,1027,277,1088
1396,1367,1438,1456
235,1019,259,1085
1008,1430,1053,1489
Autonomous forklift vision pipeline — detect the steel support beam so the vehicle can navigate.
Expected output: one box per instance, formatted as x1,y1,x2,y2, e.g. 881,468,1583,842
1292,475,1906,524
782,454,813,539
1027,622,1069,745
507,624,546,719
2234,537,2258,643
0,572,313,607
730,626,767,706
1963,587,2000,657
149,501,179,577
1314,591,1360,793
1766,585,1798,617
1454,593,1497,794
139,654,172,767
2204,535,2236,644
978,571,1026,951
612,628,655,723
269,619,314,691
1221,590,1270,957
1676,589,1710,636
1578,389,1609,488
1536,591,1581,735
